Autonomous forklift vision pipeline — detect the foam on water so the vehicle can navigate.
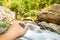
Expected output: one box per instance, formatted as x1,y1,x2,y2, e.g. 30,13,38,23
17,21,60,40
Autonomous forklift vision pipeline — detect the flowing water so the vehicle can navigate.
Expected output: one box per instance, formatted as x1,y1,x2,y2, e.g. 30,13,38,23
16,21,60,40
0,21,60,40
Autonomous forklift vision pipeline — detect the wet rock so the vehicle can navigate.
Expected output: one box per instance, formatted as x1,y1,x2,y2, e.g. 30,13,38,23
38,21,60,34
0,22,10,34
48,23,60,34
0,28,7,34
37,4,60,25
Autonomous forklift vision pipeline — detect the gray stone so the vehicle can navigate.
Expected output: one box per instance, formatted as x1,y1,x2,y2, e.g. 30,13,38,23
0,28,7,34
38,21,60,34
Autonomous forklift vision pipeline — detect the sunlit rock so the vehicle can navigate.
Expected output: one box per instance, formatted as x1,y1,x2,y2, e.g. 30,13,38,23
37,4,60,25
0,6,15,23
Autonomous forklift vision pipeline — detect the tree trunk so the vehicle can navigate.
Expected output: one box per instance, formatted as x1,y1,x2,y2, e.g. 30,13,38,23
15,9,18,20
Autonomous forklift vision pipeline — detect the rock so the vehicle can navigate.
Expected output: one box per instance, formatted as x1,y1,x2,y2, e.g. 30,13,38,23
48,23,60,34
0,6,15,23
0,6,15,34
37,4,60,25
38,21,56,31
0,22,10,34
0,28,7,34
38,21,60,34
22,17,32,21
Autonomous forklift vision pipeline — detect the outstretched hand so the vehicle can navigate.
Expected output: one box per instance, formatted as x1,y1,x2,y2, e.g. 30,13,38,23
0,21,28,40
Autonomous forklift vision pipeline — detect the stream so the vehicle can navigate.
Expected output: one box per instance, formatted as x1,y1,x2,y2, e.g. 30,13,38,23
0,21,60,40
16,21,60,40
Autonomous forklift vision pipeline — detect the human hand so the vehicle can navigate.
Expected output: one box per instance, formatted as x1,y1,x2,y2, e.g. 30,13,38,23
0,21,28,40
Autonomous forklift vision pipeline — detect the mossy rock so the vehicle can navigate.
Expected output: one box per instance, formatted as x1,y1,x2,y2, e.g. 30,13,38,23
0,22,10,28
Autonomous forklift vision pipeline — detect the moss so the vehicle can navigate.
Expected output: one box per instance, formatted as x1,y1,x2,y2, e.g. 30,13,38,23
0,22,10,28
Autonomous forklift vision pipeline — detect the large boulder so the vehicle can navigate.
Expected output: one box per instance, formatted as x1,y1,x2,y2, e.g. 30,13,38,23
37,4,60,25
0,6,15,23
0,6,15,34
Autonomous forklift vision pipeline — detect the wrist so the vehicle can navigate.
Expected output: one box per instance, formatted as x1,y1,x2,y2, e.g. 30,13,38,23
0,32,14,40
0,33,10,40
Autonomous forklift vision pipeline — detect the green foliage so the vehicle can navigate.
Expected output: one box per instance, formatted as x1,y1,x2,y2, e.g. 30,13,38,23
0,22,10,28
0,0,60,20
0,0,3,6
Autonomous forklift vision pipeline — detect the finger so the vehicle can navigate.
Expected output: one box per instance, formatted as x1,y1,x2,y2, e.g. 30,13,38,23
24,26,28,31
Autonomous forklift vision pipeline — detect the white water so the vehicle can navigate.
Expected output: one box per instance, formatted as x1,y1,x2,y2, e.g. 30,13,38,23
16,21,60,40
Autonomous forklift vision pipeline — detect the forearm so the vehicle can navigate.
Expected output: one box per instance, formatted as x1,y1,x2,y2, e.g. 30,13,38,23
0,21,28,40
0,32,16,40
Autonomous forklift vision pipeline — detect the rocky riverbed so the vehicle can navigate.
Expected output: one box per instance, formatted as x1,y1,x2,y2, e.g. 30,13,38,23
0,21,60,40
0,4,60,40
